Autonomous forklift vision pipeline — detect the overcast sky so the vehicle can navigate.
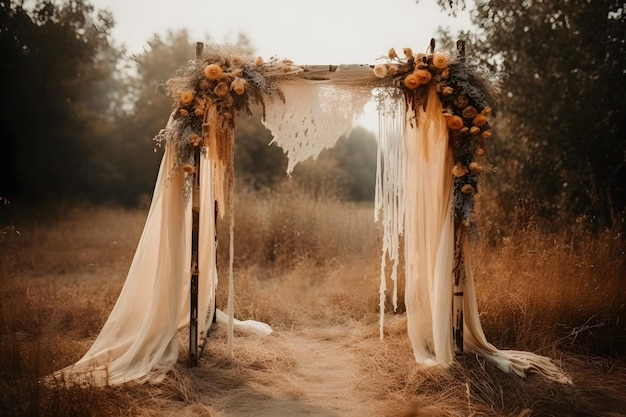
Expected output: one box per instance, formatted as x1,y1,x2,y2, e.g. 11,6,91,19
91,0,473,131
92,0,472,63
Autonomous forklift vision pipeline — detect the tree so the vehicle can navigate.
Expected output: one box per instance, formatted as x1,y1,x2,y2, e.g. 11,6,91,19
0,0,121,203
100,30,197,205
234,107,289,190
290,126,378,201
328,126,378,201
434,0,625,230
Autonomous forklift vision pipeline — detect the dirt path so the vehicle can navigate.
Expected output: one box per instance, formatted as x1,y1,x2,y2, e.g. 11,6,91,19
268,327,376,416
198,322,391,417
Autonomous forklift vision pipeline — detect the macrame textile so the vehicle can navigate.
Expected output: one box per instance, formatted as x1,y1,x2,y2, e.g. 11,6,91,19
263,80,372,174
374,91,405,338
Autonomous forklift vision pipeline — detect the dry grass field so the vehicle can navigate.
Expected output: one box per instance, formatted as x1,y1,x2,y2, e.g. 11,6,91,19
1,185,625,416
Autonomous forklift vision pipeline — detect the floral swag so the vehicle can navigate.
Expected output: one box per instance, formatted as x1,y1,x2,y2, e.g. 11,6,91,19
154,40,497,230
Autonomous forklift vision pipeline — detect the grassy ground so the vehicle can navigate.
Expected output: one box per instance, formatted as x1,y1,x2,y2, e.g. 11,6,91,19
1,186,625,416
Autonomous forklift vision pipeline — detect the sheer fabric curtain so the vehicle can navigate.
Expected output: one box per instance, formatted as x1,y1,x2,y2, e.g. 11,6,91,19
401,89,570,383
53,131,225,386
403,88,455,365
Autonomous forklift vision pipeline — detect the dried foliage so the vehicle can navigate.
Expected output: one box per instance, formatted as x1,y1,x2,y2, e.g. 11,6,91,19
374,40,502,232
153,43,292,214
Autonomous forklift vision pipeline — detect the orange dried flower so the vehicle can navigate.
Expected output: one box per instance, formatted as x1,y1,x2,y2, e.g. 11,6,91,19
413,69,432,85
452,163,468,177
446,115,464,131
431,53,448,71
461,184,475,194
388,48,398,60
481,130,492,140
403,47,414,60
469,162,483,173
373,64,388,79
403,73,420,90
441,68,450,80
254,56,264,66
475,147,486,157
462,106,477,119
230,55,244,68
180,90,194,106
442,86,454,96
469,126,481,136
194,106,205,117
213,82,230,97
204,63,223,80
481,106,492,116
179,108,189,117
231,78,246,95
473,114,488,127
189,134,202,147
387,64,398,76
182,163,195,173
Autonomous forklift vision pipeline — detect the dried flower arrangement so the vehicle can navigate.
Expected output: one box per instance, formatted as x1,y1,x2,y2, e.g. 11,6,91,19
372,39,500,234
154,44,297,216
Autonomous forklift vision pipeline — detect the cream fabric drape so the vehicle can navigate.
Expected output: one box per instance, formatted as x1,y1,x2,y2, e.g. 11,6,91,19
54,140,195,386
400,89,570,383
52,137,272,386
462,242,570,382
52,125,237,386
403,89,455,365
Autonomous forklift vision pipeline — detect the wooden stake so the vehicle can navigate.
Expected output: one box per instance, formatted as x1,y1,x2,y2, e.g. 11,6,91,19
452,219,465,356
189,42,204,367
189,184,200,366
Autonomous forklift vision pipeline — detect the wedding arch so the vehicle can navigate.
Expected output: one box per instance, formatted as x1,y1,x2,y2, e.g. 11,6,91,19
53,40,571,386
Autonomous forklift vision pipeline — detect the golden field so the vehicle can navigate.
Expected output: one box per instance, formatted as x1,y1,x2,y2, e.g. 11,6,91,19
1,185,625,416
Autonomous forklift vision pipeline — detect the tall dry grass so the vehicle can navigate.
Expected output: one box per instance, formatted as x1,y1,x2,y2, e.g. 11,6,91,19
472,218,625,358
222,182,379,270
1,186,625,416
1,205,147,416
214,182,381,329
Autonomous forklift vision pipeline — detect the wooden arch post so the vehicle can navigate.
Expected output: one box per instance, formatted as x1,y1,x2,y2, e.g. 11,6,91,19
451,40,467,357
189,166,200,367
188,41,204,368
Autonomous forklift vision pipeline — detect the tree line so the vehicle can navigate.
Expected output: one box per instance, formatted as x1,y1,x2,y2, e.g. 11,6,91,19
1,0,623,232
